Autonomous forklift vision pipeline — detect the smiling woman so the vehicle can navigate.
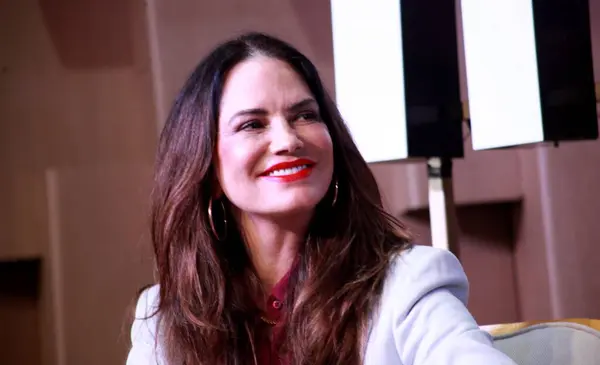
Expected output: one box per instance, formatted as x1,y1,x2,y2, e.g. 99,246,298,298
216,56,334,219
126,32,516,365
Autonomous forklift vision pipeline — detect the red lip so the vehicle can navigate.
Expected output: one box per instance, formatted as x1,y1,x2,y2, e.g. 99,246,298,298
260,158,316,182
261,158,316,175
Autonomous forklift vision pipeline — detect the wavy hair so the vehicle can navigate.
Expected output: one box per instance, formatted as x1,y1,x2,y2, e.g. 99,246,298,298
150,32,412,365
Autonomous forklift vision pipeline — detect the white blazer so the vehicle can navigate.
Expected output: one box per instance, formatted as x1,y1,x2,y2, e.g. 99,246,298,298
127,245,517,365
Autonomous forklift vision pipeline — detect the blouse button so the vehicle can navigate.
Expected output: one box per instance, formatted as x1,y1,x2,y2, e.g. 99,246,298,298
272,300,282,309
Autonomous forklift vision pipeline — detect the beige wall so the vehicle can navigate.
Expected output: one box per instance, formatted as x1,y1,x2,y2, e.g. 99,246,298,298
1,0,156,364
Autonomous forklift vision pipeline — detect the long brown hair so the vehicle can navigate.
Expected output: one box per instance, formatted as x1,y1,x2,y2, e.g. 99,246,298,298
150,32,411,365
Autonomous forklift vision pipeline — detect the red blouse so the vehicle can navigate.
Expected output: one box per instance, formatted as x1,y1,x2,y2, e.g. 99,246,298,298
256,270,291,365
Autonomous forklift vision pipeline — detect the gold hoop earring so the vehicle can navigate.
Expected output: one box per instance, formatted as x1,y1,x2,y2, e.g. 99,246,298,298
208,198,227,240
331,180,339,207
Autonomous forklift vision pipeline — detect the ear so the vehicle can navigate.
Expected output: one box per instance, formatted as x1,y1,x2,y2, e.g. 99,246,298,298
210,156,224,197
213,185,224,199
210,172,224,199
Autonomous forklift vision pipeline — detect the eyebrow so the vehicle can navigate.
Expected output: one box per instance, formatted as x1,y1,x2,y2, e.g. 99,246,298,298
228,98,318,125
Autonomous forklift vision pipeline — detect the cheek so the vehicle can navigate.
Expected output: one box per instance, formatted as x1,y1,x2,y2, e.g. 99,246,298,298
322,132,334,154
312,127,334,162
216,141,260,184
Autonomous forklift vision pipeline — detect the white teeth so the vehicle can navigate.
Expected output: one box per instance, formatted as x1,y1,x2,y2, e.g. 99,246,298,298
267,165,308,176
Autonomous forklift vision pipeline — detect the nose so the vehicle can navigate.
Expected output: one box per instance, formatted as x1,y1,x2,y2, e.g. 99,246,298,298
269,119,304,155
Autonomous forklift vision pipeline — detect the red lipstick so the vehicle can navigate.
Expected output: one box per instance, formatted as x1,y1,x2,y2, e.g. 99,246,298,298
261,158,316,183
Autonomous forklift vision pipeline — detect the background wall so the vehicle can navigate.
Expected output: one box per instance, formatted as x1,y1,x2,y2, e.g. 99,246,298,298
1,0,599,364
0,0,156,364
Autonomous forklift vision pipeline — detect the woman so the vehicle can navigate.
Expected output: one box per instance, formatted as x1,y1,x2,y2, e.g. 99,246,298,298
127,32,515,365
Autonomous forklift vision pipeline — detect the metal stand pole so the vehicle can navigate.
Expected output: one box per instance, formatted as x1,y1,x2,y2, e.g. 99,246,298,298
427,157,460,258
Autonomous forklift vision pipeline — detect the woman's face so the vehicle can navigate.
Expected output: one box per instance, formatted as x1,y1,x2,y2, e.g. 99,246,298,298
215,56,334,218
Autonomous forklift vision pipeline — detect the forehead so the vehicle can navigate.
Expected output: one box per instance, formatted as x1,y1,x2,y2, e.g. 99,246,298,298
218,57,313,119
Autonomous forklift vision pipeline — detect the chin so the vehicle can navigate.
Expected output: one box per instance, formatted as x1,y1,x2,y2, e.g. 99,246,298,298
268,195,324,216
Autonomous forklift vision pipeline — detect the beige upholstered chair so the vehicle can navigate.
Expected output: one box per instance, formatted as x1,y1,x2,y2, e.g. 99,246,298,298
482,319,600,365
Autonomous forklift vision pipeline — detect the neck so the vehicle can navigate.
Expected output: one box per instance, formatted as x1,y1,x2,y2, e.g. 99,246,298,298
237,211,310,292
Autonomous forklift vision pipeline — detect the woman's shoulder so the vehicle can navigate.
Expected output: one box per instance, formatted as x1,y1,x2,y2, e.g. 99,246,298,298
127,285,163,365
366,248,515,364
382,244,469,311
131,284,161,337
134,284,160,318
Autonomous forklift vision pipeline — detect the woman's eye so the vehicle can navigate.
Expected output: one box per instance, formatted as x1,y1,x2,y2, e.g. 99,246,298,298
295,111,320,122
239,120,264,131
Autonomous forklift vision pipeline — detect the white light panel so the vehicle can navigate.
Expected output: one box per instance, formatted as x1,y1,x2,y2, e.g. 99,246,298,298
330,0,408,162
461,0,545,150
